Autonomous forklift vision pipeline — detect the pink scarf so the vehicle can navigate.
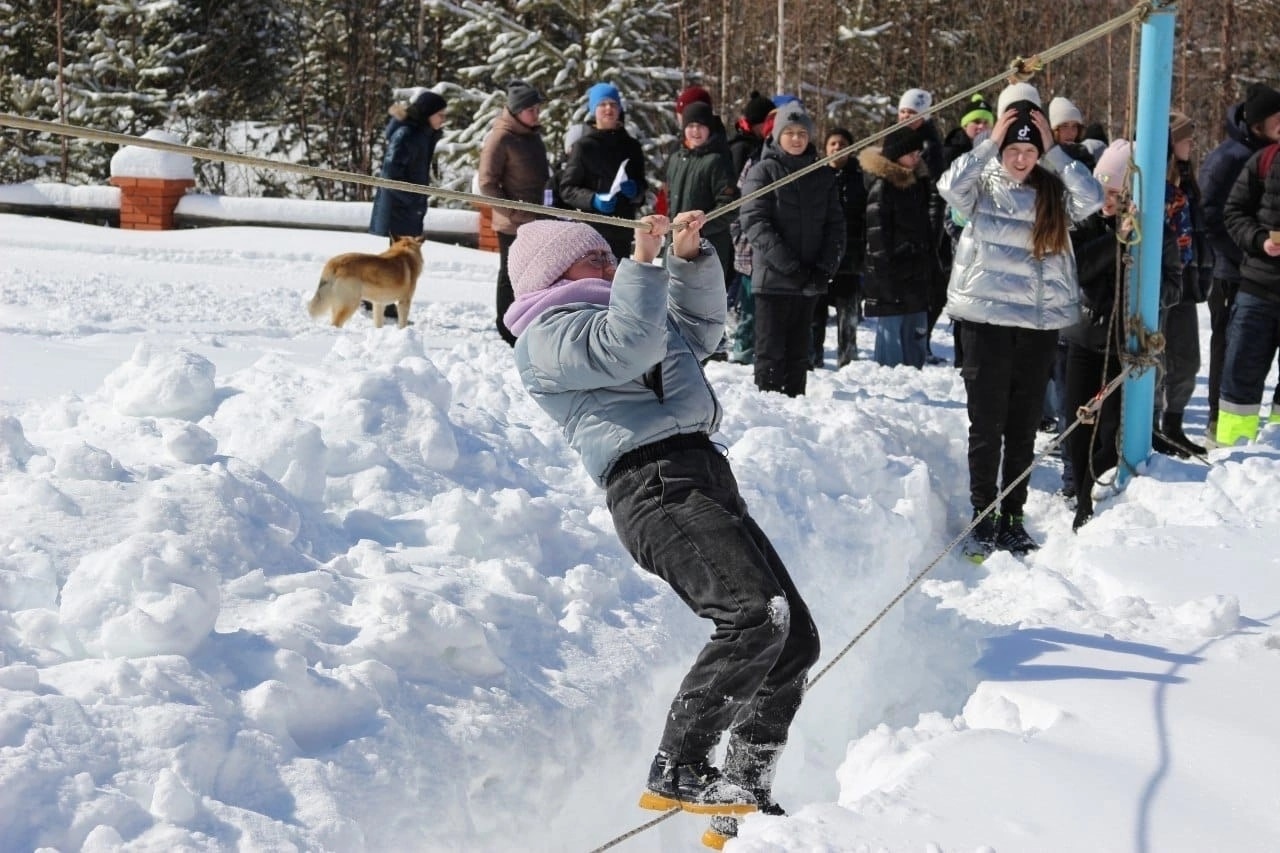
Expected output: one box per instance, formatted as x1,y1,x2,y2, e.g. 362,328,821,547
504,277,614,337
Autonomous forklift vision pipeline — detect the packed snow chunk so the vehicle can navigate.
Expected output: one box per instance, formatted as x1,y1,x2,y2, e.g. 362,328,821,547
162,422,218,464
109,129,195,181
52,441,129,481
80,824,126,851
149,768,197,824
837,713,961,804
0,543,58,611
0,664,39,690
346,579,506,680
104,345,217,421
240,653,383,754
60,532,221,657
962,682,1065,735
1173,594,1240,638
0,415,42,473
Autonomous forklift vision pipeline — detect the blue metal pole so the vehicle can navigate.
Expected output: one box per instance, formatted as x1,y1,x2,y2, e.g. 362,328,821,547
1119,2,1177,485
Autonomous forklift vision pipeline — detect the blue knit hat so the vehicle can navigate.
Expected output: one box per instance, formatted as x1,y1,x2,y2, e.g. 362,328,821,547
587,82,622,113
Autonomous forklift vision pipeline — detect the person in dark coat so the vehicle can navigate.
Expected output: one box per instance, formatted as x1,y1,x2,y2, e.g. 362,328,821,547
816,128,867,368
860,125,943,368
367,88,447,319
726,91,777,365
1065,140,1185,529
897,88,945,180
739,105,845,396
1155,111,1214,455
665,101,739,288
1199,83,1280,440
369,89,447,240
942,94,995,170
1217,88,1280,446
556,82,647,260
478,80,550,346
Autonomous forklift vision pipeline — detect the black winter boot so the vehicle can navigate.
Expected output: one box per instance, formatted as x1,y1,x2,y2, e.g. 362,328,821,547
1162,412,1206,457
962,509,999,562
702,801,787,850
996,513,1039,554
640,752,757,815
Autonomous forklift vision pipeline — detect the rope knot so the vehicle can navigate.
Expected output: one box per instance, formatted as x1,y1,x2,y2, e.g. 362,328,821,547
1007,55,1044,82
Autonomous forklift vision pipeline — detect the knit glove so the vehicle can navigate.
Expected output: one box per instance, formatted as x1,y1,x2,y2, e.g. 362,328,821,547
618,179,639,200
592,193,617,214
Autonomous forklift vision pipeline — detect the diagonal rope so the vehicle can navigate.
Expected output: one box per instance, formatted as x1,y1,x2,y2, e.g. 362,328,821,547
0,5,1152,244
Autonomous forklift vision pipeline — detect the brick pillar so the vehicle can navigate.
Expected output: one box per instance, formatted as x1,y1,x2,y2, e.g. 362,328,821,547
110,177,195,230
477,204,500,252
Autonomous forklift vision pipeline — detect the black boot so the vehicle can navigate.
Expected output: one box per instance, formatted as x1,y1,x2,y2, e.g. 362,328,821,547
704,741,786,850
1162,412,1206,457
1151,429,1189,459
640,751,757,815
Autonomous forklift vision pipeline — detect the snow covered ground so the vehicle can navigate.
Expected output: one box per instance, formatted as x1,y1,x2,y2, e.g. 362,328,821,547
1,213,1277,852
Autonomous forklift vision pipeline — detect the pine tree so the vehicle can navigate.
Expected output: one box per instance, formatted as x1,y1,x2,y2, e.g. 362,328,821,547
427,0,684,202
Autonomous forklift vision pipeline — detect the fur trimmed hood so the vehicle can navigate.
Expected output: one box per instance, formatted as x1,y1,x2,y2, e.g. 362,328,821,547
858,147,923,189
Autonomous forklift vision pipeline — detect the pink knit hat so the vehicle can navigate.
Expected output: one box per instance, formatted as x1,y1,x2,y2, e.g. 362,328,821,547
509,220,615,297
1092,139,1132,189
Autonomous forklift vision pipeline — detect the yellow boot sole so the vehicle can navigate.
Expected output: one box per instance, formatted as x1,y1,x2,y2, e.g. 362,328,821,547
700,825,733,849
637,790,758,816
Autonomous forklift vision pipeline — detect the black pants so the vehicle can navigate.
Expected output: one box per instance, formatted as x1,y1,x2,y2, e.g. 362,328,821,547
960,322,1059,515
1065,342,1122,518
1206,278,1237,427
496,231,518,346
1158,300,1201,418
605,441,820,764
755,292,820,396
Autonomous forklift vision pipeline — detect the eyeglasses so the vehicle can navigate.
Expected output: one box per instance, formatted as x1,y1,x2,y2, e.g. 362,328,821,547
575,250,616,269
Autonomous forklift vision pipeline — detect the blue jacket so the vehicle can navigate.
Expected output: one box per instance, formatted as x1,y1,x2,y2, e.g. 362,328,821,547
369,112,441,238
1199,101,1271,282
513,247,726,486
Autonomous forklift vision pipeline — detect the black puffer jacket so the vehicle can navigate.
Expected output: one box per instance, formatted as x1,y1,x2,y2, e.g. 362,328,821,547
738,141,845,297
830,157,868,298
859,147,942,317
1065,212,1184,353
1200,101,1272,282
557,122,646,248
1225,143,1280,300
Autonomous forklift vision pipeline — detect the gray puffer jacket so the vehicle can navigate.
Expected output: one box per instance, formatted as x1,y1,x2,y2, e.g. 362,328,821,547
940,139,1104,330
513,246,725,486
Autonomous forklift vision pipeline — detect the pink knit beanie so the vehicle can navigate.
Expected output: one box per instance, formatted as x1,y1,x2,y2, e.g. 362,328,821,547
509,220,615,297
1093,139,1132,189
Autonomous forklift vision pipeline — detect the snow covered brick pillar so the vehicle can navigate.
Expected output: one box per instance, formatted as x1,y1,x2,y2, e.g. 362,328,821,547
109,130,195,231
477,204,500,252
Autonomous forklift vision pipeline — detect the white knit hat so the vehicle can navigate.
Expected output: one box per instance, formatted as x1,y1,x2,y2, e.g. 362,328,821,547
898,87,932,113
509,220,614,296
1049,96,1084,129
1093,139,1132,189
997,83,1042,117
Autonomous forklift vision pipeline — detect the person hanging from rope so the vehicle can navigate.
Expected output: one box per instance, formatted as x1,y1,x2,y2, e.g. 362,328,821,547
503,210,819,821
939,85,1104,558
1063,140,1183,530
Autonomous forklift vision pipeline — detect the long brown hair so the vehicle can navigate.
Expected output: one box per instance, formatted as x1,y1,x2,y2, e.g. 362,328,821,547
1024,165,1071,259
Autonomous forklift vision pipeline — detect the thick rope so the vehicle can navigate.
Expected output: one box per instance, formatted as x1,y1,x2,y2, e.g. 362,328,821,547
0,6,1151,246
2,7,1164,853
0,113,645,233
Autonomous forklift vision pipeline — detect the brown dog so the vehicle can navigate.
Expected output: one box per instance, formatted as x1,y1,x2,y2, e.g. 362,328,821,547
308,236,425,328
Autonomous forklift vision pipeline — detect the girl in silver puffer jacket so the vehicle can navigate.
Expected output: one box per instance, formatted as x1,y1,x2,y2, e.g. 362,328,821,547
939,94,1104,559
